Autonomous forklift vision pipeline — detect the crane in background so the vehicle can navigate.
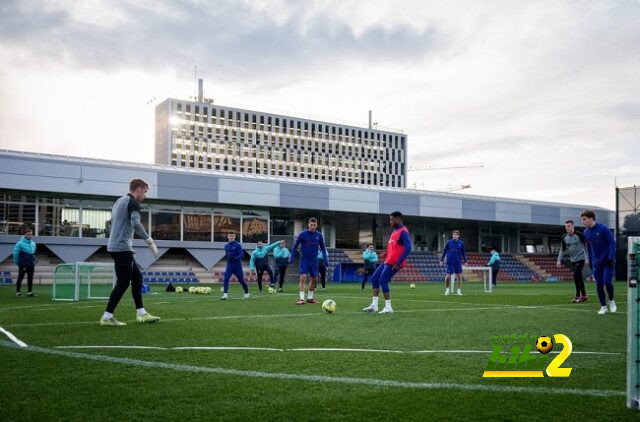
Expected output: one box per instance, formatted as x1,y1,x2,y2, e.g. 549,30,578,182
408,163,484,192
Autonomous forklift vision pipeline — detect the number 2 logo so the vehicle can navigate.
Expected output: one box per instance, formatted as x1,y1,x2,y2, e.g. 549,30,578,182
546,334,573,377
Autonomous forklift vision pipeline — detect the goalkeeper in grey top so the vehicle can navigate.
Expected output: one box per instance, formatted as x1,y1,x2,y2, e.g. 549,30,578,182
99,179,160,326
556,219,589,304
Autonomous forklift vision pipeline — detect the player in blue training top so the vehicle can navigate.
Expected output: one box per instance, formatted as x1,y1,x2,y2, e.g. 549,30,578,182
581,210,616,315
221,231,250,300
290,217,328,305
440,229,467,296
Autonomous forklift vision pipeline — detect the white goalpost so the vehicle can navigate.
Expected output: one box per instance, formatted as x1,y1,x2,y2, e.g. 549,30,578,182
450,266,493,293
52,262,116,301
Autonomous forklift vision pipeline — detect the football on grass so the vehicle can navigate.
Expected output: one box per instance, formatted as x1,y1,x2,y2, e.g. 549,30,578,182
536,336,553,354
322,299,336,313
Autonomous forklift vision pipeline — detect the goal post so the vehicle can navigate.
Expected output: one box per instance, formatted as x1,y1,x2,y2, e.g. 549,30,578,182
628,236,640,410
52,262,116,301
456,266,493,293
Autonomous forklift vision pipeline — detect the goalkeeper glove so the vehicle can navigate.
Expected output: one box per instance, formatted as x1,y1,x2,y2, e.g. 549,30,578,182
145,238,159,258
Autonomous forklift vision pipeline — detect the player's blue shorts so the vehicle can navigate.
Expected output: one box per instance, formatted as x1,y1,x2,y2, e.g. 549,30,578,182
299,258,319,277
447,260,463,274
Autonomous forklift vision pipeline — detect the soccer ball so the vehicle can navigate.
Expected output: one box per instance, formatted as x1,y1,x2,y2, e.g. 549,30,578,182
322,299,336,313
175,286,183,293
536,336,553,354
188,286,196,294
204,287,212,295
268,286,276,294
409,283,416,289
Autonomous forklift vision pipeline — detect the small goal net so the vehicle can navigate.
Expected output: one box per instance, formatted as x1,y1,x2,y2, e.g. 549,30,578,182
52,262,116,301
459,266,493,293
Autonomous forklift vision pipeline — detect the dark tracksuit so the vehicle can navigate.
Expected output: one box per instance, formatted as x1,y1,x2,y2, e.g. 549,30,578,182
224,241,248,294
317,249,327,289
584,222,616,306
13,236,36,294
558,231,588,297
274,246,290,289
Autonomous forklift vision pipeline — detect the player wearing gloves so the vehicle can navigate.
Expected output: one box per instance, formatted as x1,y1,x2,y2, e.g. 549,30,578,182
582,210,617,315
99,179,160,326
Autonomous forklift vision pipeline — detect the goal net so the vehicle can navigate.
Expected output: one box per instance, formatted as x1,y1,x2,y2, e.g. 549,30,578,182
52,262,116,301
628,237,640,410
459,266,493,293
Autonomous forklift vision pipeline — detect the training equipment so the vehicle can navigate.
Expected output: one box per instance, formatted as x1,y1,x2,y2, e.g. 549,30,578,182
53,262,116,301
454,267,493,293
141,283,151,294
627,237,640,410
536,336,553,354
175,286,183,293
409,283,416,289
268,286,276,294
322,299,336,313
189,286,196,294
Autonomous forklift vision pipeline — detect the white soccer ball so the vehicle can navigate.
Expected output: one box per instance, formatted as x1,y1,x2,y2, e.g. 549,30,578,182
205,287,212,295
268,286,276,294
175,286,183,293
409,283,416,289
322,299,336,313
188,286,196,294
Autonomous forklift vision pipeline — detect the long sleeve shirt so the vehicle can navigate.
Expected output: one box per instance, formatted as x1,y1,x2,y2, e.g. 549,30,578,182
441,239,467,263
487,251,500,266
584,222,616,265
13,236,36,266
225,241,244,264
557,232,588,263
107,193,150,252
249,241,280,271
290,230,328,265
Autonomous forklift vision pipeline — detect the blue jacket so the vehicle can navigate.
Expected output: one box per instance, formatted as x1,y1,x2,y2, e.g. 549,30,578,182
249,241,280,271
290,230,328,265
225,241,244,266
13,236,36,267
584,222,616,265
441,239,467,263
274,246,290,267
317,249,328,266
363,249,378,269
487,251,500,266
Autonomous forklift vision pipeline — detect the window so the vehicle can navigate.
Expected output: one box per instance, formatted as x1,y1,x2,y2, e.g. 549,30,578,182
183,210,212,241
151,208,181,240
82,200,112,238
0,194,36,235
242,210,268,243
38,198,81,237
213,209,241,242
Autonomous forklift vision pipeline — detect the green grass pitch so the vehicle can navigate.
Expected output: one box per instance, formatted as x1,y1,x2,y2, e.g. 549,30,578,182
0,281,636,421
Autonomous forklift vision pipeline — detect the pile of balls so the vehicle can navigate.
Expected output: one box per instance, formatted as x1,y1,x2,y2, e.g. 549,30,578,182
175,286,212,295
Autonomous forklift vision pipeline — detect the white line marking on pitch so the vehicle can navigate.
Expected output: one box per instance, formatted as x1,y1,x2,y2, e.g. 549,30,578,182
0,327,27,347
0,341,623,398
52,345,622,356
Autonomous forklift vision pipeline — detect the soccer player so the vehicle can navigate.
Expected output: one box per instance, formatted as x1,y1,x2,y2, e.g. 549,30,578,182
249,240,280,293
290,217,328,305
487,248,500,287
440,229,467,296
557,220,589,303
221,231,250,300
13,227,36,297
273,240,290,292
99,179,160,326
363,211,413,314
361,244,378,292
581,210,616,314
317,247,328,292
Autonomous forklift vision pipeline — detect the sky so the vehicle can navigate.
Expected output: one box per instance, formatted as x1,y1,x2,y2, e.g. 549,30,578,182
0,0,638,210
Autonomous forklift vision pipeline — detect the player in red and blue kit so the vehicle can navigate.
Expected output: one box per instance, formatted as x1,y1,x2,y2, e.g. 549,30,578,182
581,210,616,315
363,211,413,314
440,229,467,296
221,232,250,300
290,217,328,305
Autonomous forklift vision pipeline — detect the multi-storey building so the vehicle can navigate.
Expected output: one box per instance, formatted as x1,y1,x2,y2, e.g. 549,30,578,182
155,85,407,187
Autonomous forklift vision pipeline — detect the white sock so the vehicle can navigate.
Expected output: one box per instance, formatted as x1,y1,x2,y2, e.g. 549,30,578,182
102,312,113,320
308,290,314,299
136,308,147,317
299,291,305,300
385,299,391,308
372,297,379,307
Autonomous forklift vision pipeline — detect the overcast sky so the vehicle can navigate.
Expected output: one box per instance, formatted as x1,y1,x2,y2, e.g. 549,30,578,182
0,0,638,209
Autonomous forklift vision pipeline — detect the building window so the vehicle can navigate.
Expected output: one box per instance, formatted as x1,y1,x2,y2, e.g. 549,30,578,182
38,198,81,237
0,194,36,235
213,209,241,242
242,210,268,243
82,200,112,238
183,211,212,242
151,208,181,241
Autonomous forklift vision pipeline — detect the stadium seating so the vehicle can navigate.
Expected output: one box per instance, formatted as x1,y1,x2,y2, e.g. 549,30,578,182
141,270,199,284
2,270,12,284
523,254,574,281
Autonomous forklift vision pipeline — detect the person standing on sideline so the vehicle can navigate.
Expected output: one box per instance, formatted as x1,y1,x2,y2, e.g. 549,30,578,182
581,210,616,315
362,211,413,314
290,217,328,305
249,240,280,293
440,230,467,296
13,228,36,297
557,220,589,303
221,232,250,300
273,240,290,292
361,244,378,292
487,248,501,288
100,179,160,326
317,247,328,293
